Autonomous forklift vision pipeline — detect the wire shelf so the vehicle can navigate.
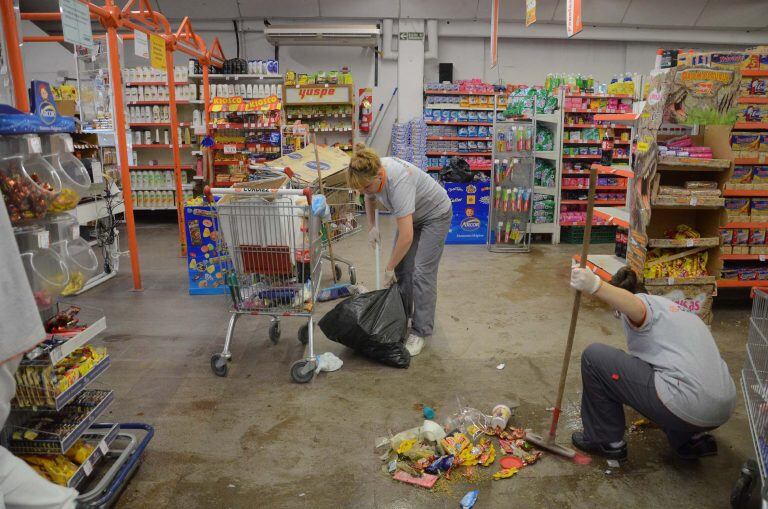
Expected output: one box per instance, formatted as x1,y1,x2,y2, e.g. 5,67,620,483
13,355,110,411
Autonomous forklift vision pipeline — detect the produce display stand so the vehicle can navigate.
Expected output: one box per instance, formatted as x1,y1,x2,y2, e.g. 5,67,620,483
17,2,226,283
558,93,635,241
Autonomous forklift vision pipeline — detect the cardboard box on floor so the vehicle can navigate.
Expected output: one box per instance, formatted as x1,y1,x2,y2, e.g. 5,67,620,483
266,144,350,188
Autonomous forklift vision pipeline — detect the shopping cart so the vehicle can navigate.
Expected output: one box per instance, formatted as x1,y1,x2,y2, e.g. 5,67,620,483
732,288,768,508
320,186,365,284
204,186,323,383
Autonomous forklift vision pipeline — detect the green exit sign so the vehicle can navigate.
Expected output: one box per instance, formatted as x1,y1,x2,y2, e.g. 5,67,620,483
399,32,424,41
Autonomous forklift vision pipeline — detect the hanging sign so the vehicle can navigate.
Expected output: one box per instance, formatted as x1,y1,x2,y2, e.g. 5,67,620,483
566,0,583,37
284,85,351,104
59,0,93,48
209,95,281,113
149,34,166,70
526,0,537,26
490,0,500,68
134,30,149,59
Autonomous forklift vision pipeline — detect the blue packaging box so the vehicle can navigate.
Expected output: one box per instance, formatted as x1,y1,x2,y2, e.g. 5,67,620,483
444,182,491,244
184,204,228,295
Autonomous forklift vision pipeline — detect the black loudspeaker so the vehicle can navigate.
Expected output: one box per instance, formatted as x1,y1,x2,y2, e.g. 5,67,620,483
439,63,453,83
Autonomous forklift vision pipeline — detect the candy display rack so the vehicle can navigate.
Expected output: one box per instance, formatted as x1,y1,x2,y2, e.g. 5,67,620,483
283,83,354,153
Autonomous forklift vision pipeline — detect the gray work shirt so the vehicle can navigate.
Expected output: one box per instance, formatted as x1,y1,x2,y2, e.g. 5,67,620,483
623,294,736,427
367,157,450,225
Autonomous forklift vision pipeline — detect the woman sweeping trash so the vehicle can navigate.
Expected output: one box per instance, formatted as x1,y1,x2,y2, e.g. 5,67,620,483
569,266,736,461
348,145,451,357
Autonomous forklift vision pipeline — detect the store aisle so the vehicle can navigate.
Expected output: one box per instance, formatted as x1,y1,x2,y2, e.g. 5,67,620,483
73,220,752,509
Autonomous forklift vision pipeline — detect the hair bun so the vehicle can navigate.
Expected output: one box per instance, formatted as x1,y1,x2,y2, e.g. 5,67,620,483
610,267,646,294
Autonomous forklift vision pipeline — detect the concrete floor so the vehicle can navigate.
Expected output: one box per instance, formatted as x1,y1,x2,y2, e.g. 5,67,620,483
73,218,755,508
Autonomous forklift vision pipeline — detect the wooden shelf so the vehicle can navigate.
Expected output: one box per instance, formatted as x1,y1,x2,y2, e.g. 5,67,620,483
648,237,720,248
425,121,494,126
657,156,731,169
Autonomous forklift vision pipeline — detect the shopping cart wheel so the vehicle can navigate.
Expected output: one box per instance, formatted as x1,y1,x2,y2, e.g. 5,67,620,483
210,353,228,377
349,267,357,285
290,359,316,384
730,460,759,509
298,324,309,345
269,321,281,344
334,263,343,282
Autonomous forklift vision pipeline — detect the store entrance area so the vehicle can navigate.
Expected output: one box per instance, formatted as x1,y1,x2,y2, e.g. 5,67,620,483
71,221,751,508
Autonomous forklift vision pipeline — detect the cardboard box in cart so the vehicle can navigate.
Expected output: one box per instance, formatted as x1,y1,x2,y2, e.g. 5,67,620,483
445,182,491,244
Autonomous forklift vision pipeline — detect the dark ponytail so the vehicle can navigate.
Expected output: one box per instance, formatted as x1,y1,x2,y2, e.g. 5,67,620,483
610,267,647,294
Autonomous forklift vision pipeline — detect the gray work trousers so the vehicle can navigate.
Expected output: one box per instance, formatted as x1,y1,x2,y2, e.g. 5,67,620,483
394,211,451,337
580,343,712,449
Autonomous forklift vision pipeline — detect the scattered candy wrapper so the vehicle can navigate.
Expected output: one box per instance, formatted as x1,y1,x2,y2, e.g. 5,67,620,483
314,352,343,373
493,467,519,480
423,405,436,420
393,471,438,489
460,490,479,509
496,363,506,370
607,459,620,468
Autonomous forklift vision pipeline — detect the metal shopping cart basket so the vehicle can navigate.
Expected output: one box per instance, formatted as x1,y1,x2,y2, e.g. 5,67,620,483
733,288,768,508
204,186,323,383
319,186,365,284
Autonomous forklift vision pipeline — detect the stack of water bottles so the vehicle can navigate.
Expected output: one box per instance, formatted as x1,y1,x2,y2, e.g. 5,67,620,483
409,118,427,170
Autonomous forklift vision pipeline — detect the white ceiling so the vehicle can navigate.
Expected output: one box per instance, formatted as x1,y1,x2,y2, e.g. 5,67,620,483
18,0,768,30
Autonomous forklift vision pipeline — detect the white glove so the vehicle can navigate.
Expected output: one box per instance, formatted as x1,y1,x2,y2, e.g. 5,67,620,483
384,269,396,288
571,267,601,294
368,226,380,249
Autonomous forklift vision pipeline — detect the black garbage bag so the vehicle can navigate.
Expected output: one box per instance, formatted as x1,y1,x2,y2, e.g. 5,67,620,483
439,157,473,183
318,283,410,368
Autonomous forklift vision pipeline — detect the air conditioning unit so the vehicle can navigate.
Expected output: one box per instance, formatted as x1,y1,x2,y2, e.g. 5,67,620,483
265,24,381,47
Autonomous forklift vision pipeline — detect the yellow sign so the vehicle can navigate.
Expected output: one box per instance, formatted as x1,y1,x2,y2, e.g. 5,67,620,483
149,34,166,70
525,0,536,26
209,95,281,113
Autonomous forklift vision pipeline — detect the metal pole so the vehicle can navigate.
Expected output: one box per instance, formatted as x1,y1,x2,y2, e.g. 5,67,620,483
166,46,187,256
106,23,142,290
374,209,381,290
1,0,28,111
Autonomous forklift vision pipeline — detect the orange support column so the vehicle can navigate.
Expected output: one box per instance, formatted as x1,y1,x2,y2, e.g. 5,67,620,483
106,23,142,290
166,47,187,256
1,0,29,111
202,63,211,128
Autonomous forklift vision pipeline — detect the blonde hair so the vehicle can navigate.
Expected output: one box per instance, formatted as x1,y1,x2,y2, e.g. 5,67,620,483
348,143,381,190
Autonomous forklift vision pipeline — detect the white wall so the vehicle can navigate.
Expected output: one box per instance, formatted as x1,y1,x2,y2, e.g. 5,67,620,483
20,21,76,86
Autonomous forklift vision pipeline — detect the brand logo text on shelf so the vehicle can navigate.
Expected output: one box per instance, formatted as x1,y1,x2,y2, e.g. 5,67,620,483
299,87,337,100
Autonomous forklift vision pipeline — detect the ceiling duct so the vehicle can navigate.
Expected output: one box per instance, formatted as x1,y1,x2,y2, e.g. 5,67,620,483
265,24,381,47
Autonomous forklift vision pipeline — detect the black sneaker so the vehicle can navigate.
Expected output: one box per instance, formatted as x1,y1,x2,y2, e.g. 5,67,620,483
675,434,718,460
571,431,628,461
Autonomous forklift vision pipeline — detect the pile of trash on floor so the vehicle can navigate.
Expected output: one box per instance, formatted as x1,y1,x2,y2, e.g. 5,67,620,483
376,403,543,496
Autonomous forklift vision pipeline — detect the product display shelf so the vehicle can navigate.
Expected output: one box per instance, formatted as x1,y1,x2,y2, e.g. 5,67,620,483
8,389,114,455
16,356,111,412
282,83,353,150
559,96,635,233
63,424,120,489
188,73,283,81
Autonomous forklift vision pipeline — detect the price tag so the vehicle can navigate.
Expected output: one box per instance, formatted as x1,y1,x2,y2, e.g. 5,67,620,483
690,196,698,206
82,460,93,476
27,136,42,154
223,145,237,154
760,255,766,262
686,239,694,247
98,440,109,454
37,231,50,249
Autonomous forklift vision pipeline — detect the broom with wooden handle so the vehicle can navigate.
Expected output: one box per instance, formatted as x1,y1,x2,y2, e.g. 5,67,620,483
524,164,598,465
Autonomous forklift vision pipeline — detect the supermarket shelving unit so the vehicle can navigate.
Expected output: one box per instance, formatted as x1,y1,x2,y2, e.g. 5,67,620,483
282,83,355,153
531,91,563,243
558,93,634,237
719,69,768,291
423,87,499,172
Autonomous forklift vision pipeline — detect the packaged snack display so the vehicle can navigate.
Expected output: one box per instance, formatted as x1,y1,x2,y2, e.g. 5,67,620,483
535,126,554,152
